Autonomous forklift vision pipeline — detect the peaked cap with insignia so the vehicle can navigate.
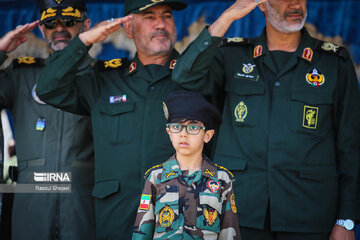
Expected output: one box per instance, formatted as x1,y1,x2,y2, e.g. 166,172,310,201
124,0,187,16
40,0,87,24
163,91,222,130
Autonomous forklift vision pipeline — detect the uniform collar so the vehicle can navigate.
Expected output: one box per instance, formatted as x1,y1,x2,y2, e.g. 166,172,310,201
160,154,218,183
253,28,317,77
125,49,180,79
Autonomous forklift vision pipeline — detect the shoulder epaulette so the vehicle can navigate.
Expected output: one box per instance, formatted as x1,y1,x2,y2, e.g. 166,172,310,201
215,163,234,180
13,57,45,67
315,40,349,59
220,37,252,47
144,163,164,179
96,58,129,71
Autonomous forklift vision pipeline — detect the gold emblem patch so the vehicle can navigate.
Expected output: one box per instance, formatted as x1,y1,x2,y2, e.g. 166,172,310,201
159,205,175,228
234,101,248,122
302,48,313,62
104,59,123,68
62,7,82,19
18,57,36,64
230,193,237,213
41,8,57,21
55,0,63,4
306,69,325,87
303,106,319,129
204,208,218,226
253,45,263,58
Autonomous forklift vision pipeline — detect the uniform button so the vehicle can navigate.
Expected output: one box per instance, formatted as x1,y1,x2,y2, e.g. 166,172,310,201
275,81,280,87
150,86,155,91
78,50,84,54
204,41,209,46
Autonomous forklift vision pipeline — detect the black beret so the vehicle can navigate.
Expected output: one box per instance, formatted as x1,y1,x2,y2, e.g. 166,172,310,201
124,0,187,16
163,91,222,130
40,0,87,23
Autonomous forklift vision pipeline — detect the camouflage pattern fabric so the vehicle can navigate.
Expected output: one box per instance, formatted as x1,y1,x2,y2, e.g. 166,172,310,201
133,155,241,240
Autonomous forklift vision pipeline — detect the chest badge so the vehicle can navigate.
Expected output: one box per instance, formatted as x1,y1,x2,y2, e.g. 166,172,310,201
207,179,220,193
306,69,325,87
303,106,319,129
242,63,256,74
204,208,218,226
104,59,123,68
159,205,175,228
32,84,46,105
234,101,248,122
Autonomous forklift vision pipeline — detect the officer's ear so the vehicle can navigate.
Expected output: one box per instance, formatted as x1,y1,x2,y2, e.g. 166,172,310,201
39,25,45,39
204,129,215,143
123,16,133,39
83,18,92,31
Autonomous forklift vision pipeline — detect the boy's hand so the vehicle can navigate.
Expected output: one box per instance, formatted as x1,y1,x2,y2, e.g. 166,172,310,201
79,15,133,46
0,20,40,53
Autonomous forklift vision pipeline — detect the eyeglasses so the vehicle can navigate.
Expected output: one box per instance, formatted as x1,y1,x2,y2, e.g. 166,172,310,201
166,123,206,135
42,18,78,29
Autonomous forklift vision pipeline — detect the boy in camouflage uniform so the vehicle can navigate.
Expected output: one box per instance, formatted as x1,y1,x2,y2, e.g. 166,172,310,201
133,91,241,240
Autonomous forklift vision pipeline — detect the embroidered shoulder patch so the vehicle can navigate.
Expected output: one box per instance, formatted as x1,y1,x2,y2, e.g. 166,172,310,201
144,163,164,179
215,163,234,179
96,58,128,71
221,37,252,47
13,57,45,67
315,40,348,59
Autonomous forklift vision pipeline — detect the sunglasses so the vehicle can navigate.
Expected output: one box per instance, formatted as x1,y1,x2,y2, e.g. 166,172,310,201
42,18,79,29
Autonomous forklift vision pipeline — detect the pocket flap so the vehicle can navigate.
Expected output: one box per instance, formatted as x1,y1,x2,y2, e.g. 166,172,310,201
199,192,221,213
299,165,338,181
291,91,333,105
92,180,120,199
225,79,265,96
154,192,179,214
214,155,247,171
99,102,134,115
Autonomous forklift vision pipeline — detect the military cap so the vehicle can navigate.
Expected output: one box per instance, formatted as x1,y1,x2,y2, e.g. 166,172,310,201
163,91,222,130
40,0,87,24
124,0,187,16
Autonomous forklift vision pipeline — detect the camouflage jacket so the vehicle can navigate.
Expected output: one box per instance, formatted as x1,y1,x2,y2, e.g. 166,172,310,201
133,155,241,240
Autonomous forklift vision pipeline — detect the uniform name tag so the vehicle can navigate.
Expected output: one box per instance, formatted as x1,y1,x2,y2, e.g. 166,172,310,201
109,95,127,103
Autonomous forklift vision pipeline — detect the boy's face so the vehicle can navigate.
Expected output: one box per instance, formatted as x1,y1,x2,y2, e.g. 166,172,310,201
166,120,214,159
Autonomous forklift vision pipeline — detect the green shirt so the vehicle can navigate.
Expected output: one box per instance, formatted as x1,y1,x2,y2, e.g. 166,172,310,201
172,27,360,232
36,36,184,239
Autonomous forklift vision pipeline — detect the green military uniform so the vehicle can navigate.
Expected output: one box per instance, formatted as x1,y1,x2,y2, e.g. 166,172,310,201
36,37,184,239
172,28,360,233
0,51,95,239
133,154,240,240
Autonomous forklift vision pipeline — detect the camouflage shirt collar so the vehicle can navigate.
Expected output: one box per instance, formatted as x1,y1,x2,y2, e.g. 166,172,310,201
160,154,218,183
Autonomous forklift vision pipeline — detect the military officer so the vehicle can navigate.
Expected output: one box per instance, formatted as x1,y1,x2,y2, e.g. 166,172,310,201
0,0,95,239
36,0,188,239
172,0,360,239
133,91,241,239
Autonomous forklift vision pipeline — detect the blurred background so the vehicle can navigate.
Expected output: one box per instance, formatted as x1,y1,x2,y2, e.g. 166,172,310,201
0,0,359,239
